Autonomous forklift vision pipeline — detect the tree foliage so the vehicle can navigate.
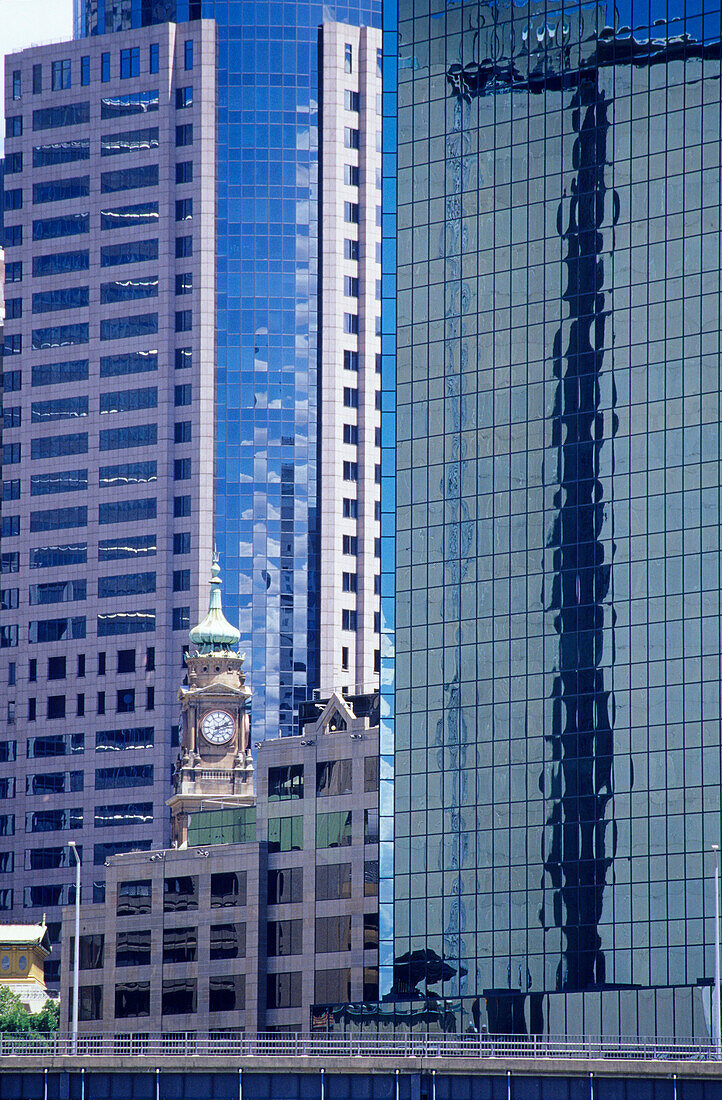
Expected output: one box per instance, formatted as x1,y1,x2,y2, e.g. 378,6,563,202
0,986,59,1034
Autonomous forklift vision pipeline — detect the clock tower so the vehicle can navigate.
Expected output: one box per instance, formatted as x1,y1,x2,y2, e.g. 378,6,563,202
168,554,254,847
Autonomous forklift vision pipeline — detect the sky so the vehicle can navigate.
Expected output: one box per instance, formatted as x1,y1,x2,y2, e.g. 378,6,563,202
0,0,73,147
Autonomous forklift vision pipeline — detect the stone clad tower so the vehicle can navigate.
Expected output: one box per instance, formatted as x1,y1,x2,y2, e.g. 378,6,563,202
168,555,254,846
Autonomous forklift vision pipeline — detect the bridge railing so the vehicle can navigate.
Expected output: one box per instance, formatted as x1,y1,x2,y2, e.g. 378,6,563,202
0,1032,718,1061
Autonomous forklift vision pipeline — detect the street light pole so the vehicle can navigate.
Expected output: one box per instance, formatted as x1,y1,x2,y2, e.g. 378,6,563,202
712,844,721,1057
68,841,81,1054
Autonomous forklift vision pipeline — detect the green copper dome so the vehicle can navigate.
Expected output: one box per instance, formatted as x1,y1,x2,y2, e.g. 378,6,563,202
189,553,241,655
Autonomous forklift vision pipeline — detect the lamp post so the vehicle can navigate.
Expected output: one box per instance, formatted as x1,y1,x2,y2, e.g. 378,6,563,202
712,844,721,1057
68,841,81,1054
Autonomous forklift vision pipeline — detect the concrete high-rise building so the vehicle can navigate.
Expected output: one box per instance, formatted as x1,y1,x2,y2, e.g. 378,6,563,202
384,0,722,1039
0,5,381,973
73,0,383,741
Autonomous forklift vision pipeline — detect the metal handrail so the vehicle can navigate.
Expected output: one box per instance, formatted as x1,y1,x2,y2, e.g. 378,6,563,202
0,1032,719,1061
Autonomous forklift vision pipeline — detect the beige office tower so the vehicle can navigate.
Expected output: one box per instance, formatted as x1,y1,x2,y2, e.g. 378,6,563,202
0,23,216,979
318,23,383,698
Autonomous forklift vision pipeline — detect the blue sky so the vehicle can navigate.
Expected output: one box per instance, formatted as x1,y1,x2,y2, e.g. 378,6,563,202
0,0,73,146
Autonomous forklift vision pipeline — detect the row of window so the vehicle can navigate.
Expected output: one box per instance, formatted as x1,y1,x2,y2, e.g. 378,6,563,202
75,975,244,1022
2,349,189,391
22,690,156,721
9,40,192,105
268,759,378,801
1,532,190,574
5,194,193,248
21,312,193,350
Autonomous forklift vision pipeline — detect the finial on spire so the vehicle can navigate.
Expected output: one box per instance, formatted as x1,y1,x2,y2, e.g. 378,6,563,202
188,553,241,655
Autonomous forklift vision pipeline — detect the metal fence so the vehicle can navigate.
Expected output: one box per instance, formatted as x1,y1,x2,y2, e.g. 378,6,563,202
0,1032,720,1061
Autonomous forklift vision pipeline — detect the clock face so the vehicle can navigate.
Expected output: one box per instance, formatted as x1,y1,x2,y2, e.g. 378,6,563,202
201,710,235,745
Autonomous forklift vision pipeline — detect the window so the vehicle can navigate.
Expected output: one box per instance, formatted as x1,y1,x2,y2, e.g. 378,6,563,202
343,351,358,370
344,238,359,260
101,127,159,156
344,202,359,224
5,261,22,282
345,89,360,111
26,808,82,833
2,482,20,503
174,459,191,481
176,86,193,108
3,444,20,465
344,314,358,334
33,175,91,205
47,696,66,720
345,165,359,186
164,875,197,912
343,423,359,445
267,919,302,957
101,165,159,193
98,536,156,561
172,607,190,631
120,48,139,79
174,422,191,443
32,396,88,423
100,314,158,342
268,816,303,853
3,335,22,357
268,764,304,801
344,276,359,297
12,70,21,99
343,461,358,482
210,924,245,960
100,239,158,267
175,384,192,406
316,863,352,902
0,589,18,611
32,287,89,314
344,43,353,73
342,609,358,631
33,64,42,93
184,40,194,70
175,272,193,296
316,915,352,953
115,982,150,1019
343,535,358,555
175,347,192,369
4,152,22,175
100,350,157,377
101,202,158,230
95,764,153,790
29,545,86,570
99,385,157,413
29,617,86,644
30,578,86,603
342,572,357,593
174,533,190,555
117,879,151,916
95,727,153,752
211,871,246,908
6,116,22,138
81,56,90,85
315,968,351,1005
97,611,155,636
176,235,192,258
344,387,359,408
33,139,89,167
344,128,360,149
99,574,155,600
176,123,193,147
31,433,88,459
317,759,353,797
33,250,89,277
364,807,379,844
99,462,157,488
163,926,196,964
32,323,89,349
116,929,151,968
94,803,152,828
51,59,71,90
1,518,19,538
174,496,191,517
175,310,192,332
101,52,110,82
343,498,358,519
162,979,196,1016
33,214,89,241
149,43,159,73
4,226,22,247
317,810,352,849
172,570,190,594
176,198,192,221
115,688,136,714
267,867,303,905
33,102,89,130
267,972,301,1010
101,89,159,119
118,649,135,675
176,161,193,184
4,190,22,211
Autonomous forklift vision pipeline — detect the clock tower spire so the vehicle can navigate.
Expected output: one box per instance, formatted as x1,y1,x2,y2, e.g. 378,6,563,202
168,553,254,846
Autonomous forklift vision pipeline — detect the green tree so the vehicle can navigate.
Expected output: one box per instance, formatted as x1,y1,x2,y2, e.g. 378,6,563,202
0,986,59,1034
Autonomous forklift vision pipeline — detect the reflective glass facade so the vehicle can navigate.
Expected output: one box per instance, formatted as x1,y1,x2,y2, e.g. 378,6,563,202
390,0,722,1037
75,0,382,739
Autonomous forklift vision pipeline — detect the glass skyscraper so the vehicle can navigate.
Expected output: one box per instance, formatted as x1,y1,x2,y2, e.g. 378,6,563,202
74,0,382,740
386,0,722,1038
